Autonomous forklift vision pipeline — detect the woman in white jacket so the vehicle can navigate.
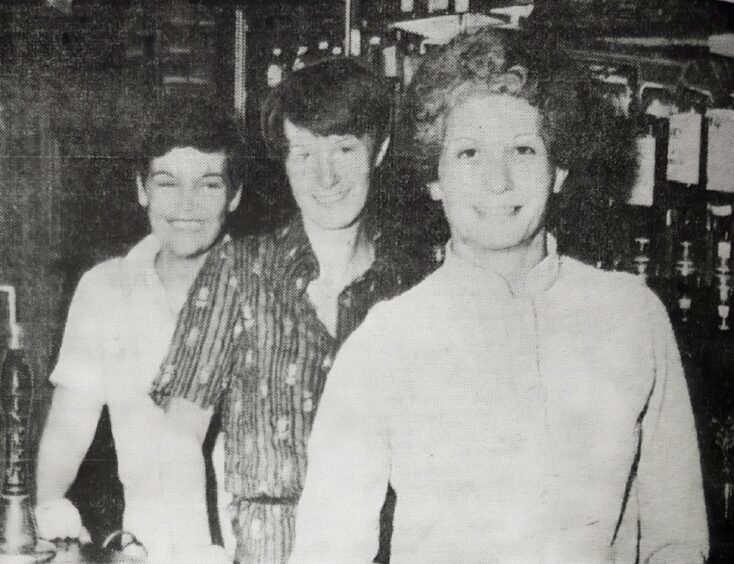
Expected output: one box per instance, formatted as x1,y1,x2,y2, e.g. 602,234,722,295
290,27,709,564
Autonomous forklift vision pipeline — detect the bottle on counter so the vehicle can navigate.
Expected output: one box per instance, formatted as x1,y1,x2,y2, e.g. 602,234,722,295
0,286,56,561
367,35,383,75
266,46,285,88
382,31,400,79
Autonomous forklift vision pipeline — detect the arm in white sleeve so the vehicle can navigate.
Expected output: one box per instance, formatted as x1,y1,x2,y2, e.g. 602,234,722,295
290,315,392,564
36,388,103,504
637,296,709,563
36,270,107,538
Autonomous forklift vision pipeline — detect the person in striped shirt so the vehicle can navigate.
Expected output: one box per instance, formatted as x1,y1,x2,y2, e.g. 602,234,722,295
150,58,434,563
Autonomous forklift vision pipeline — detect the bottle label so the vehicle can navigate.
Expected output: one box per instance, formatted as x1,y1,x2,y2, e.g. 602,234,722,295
679,296,692,310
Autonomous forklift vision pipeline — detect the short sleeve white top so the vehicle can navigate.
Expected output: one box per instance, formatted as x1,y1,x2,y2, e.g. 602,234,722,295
50,234,210,554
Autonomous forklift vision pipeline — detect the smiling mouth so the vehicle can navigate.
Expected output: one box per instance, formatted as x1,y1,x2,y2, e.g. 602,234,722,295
475,205,521,218
169,219,205,231
313,188,350,205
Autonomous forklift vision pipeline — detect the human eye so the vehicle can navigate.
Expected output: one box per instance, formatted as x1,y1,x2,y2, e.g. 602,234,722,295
512,137,545,159
151,175,178,189
456,147,478,160
514,145,536,156
200,177,227,191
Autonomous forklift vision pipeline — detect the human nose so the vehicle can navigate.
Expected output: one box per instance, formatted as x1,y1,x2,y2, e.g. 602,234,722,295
479,154,511,194
178,182,198,209
315,152,338,188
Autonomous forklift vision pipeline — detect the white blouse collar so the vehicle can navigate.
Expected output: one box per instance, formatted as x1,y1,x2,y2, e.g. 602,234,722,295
441,234,561,299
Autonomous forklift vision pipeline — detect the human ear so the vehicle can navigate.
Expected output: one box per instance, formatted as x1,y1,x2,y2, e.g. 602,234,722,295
552,168,569,194
374,136,390,168
136,175,149,207
228,186,243,212
428,181,443,202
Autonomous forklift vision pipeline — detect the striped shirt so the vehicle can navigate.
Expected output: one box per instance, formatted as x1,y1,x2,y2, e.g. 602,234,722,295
150,216,431,562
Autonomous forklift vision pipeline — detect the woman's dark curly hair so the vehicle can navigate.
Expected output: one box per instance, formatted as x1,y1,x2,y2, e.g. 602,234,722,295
399,27,636,201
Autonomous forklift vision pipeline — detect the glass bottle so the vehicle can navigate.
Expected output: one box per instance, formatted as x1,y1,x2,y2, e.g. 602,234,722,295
266,47,285,88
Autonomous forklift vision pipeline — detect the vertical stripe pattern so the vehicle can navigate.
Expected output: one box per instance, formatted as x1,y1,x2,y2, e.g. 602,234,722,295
150,218,431,562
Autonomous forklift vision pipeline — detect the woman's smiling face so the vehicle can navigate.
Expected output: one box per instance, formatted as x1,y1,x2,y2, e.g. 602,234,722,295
429,94,566,257
137,146,240,260
283,119,378,231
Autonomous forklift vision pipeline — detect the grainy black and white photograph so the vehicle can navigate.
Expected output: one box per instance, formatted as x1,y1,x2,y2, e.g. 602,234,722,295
0,1,733,562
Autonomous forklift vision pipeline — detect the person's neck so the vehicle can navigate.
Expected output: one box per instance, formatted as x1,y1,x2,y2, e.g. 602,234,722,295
302,216,374,284
155,248,209,295
451,230,548,295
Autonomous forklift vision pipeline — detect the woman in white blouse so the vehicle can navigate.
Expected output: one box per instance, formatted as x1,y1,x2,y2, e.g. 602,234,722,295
34,98,241,563
290,27,709,563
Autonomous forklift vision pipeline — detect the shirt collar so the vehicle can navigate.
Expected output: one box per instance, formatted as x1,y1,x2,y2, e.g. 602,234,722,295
276,214,386,280
441,234,561,299
124,234,162,285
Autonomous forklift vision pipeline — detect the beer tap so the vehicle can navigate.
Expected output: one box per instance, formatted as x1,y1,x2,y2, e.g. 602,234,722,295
633,237,651,282
676,241,696,323
715,241,732,331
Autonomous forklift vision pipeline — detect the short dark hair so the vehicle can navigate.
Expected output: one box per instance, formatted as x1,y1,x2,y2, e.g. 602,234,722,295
399,27,635,196
261,57,392,159
137,96,246,191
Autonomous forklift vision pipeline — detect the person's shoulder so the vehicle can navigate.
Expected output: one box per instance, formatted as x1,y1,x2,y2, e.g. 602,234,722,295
363,267,446,327
558,256,664,314
78,255,127,289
